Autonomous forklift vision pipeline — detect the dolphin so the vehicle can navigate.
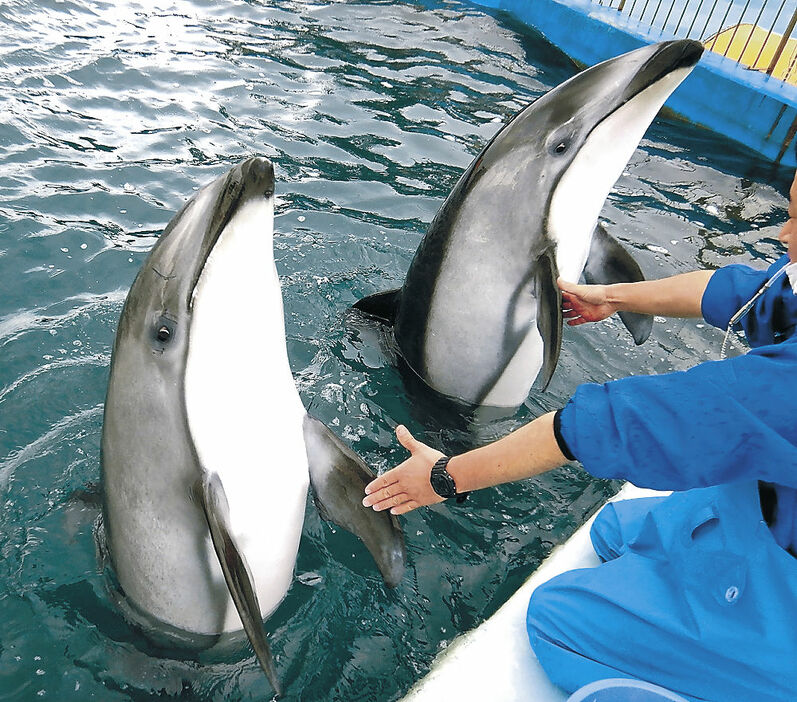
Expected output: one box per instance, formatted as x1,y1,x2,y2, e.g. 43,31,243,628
99,156,405,697
353,40,703,408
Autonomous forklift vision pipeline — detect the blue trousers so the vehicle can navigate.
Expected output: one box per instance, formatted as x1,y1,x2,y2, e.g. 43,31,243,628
526,481,797,702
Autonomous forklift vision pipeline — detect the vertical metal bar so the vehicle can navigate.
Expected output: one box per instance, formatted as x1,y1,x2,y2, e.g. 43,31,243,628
709,1,736,52
775,113,797,164
721,0,752,60
639,0,654,25
650,0,664,32
674,0,694,34
767,6,797,75
736,1,769,66
649,0,667,32
627,0,641,20
662,0,681,34
686,0,707,37
786,51,797,83
780,44,797,83
752,0,787,69
699,0,722,41
618,0,628,12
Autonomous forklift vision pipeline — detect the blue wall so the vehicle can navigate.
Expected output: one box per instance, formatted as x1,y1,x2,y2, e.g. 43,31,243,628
471,0,797,170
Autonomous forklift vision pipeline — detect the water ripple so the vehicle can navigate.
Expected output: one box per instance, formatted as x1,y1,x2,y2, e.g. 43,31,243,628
0,405,102,489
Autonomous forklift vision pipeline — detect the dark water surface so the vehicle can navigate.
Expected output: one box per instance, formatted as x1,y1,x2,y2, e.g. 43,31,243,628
0,1,794,700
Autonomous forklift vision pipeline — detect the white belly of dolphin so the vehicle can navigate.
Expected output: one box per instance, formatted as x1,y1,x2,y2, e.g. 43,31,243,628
185,196,309,631
549,66,693,282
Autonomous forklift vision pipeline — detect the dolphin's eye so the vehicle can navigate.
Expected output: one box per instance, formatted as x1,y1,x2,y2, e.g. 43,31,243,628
153,315,177,351
554,142,568,154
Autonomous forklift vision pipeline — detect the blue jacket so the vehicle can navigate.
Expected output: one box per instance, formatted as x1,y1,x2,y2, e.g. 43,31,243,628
559,255,797,552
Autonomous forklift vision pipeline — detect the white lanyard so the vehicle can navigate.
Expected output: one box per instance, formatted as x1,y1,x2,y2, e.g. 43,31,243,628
720,260,796,359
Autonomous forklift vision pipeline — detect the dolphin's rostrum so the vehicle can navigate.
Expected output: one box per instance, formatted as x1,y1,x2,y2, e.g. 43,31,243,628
354,40,703,408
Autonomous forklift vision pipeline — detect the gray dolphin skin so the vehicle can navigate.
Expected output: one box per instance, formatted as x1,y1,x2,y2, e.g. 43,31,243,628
100,156,405,697
354,40,703,408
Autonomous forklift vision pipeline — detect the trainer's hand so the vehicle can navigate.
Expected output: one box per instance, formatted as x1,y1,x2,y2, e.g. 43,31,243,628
558,278,618,325
362,425,445,515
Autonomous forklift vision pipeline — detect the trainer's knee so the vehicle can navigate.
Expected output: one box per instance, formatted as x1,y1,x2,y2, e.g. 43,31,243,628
590,502,624,562
590,496,668,562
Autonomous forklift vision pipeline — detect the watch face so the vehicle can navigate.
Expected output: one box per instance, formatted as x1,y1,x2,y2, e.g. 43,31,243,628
430,467,456,498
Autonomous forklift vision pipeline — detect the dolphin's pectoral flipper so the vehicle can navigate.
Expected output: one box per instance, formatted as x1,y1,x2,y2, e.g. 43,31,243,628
584,223,653,345
352,288,401,325
198,473,282,698
534,250,563,391
302,415,406,588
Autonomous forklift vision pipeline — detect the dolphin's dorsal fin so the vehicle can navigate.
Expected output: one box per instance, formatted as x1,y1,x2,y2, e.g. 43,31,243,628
584,224,653,345
302,415,406,588
198,473,282,698
352,288,401,325
535,249,563,391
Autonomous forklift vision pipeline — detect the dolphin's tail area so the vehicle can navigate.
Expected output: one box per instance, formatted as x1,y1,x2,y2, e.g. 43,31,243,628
351,288,401,325
302,415,406,588
583,223,653,345
198,473,282,698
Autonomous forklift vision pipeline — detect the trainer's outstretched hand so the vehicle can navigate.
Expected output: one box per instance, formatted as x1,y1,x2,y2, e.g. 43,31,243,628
362,425,445,515
558,278,618,325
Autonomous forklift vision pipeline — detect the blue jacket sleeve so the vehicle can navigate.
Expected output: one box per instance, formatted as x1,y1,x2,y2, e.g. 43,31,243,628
702,254,796,347
558,341,797,491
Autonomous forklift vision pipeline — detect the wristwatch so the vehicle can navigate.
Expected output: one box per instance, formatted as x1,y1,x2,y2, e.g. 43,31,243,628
430,456,470,503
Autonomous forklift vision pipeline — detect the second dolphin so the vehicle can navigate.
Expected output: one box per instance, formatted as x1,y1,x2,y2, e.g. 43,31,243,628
354,40,703,408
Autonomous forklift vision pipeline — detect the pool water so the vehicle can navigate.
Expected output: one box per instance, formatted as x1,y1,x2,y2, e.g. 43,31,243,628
0,1,793,700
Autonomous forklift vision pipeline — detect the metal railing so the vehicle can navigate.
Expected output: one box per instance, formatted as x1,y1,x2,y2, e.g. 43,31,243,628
595,0,797,84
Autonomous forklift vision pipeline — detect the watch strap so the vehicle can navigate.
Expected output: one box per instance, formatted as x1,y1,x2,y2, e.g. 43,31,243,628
431,456,470,503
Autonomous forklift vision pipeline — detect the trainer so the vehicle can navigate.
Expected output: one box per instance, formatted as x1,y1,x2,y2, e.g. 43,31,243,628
363,169,797,701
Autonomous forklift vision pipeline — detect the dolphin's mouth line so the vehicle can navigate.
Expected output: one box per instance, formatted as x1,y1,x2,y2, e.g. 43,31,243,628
188,191,271,309
186,158,276,309
583,68,697,147
571,40,702,150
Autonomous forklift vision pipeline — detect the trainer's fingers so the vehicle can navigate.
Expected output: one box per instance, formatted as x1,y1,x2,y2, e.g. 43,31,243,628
390,500,419,516
560,292,575,305
363,471,400,497
363,481,393,507
368,492,410,512
395,425,420,454
557,277,572,290
557,278,583,294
